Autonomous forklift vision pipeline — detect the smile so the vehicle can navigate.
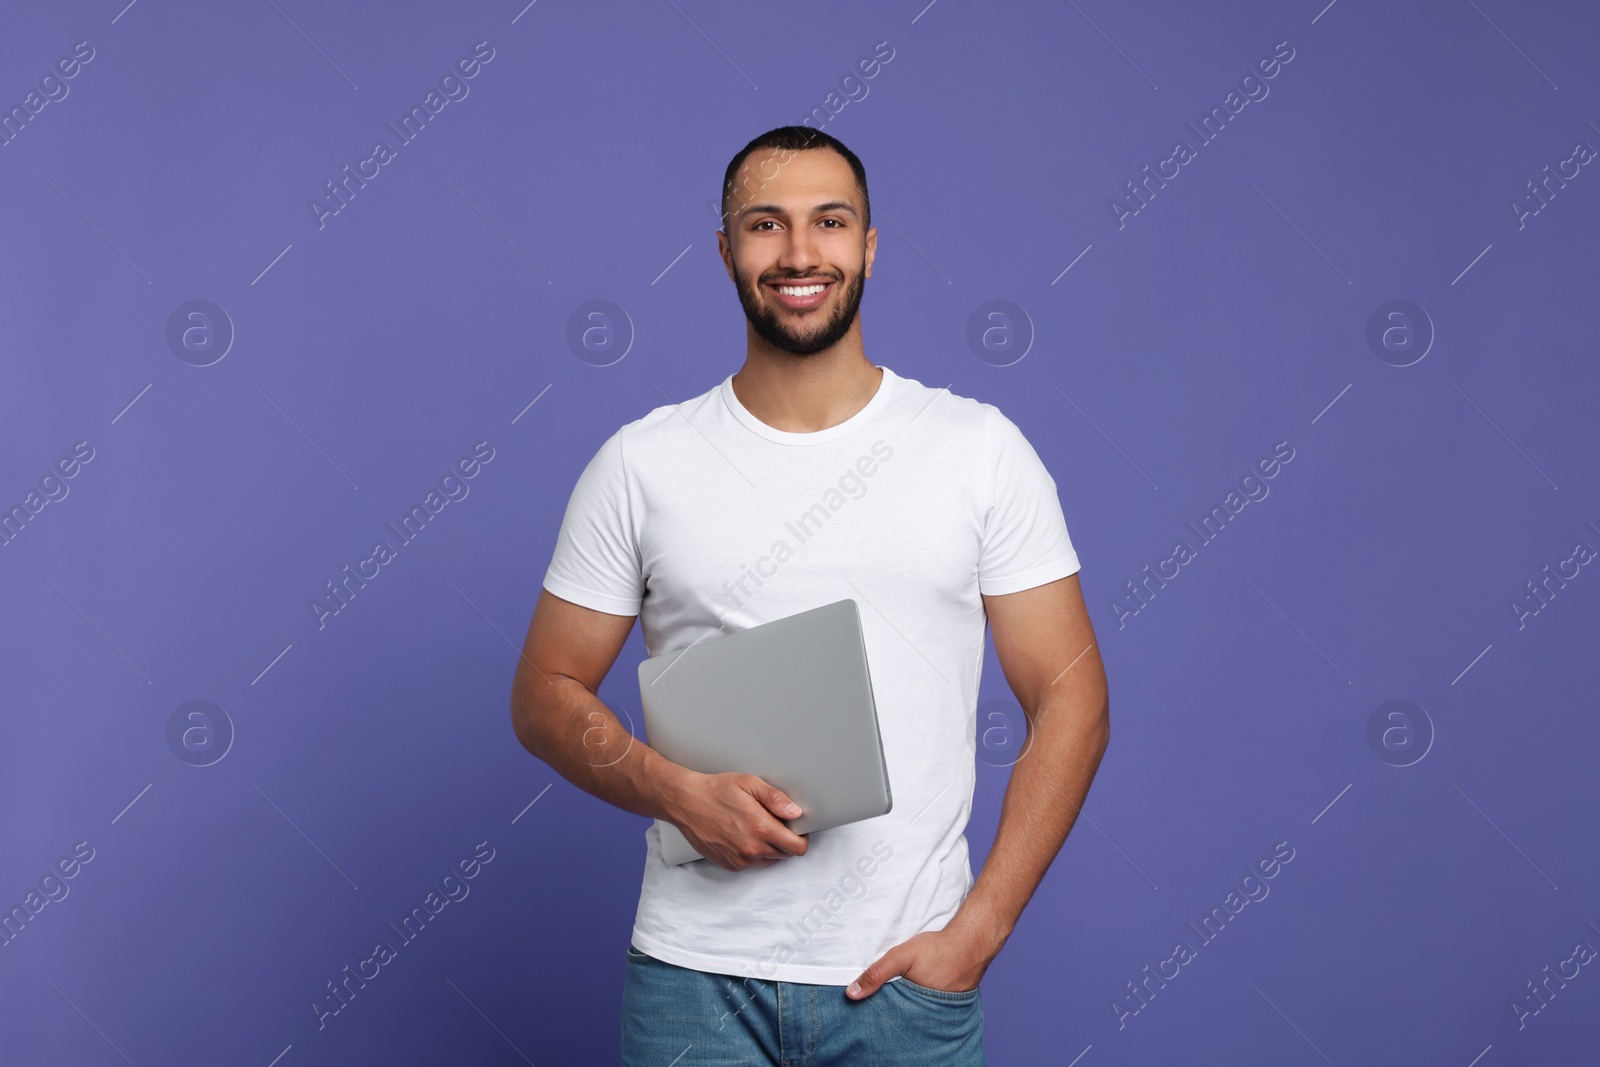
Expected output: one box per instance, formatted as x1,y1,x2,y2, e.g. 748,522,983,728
766,279,834,310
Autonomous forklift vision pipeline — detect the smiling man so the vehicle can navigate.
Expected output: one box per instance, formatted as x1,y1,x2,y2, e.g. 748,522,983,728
510,126,1109,1065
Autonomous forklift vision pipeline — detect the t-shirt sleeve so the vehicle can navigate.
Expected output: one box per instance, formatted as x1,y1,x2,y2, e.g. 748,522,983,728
977,407,1082,596
541,428,646,616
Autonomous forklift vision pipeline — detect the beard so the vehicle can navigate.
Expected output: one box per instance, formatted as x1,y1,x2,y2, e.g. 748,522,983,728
732,256,865,356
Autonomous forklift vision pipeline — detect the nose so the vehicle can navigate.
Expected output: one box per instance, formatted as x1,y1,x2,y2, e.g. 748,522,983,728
775,225,823,276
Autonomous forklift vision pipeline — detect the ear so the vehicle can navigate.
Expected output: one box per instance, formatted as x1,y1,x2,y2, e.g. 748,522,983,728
863,225,877,280
716,229,737,282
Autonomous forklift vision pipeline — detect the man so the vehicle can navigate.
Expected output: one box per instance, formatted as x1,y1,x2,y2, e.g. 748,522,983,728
510,126,1109,1065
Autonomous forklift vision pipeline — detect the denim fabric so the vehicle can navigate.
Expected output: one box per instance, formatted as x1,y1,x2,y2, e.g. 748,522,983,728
620,942,985,1066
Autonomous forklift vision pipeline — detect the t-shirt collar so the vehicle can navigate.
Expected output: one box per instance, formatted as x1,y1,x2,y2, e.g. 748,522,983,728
720,364,898,446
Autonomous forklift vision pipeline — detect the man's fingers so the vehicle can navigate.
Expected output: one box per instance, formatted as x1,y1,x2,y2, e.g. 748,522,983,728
773,790,802,817
737,816,808,862
748,777,803,819
681,776,808,870
766,823,809,856
845,952,901,999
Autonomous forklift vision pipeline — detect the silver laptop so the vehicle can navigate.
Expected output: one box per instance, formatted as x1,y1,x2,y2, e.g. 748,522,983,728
636,599,893,865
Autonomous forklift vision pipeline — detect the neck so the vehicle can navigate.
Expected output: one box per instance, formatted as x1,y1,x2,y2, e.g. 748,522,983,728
731,335,882,434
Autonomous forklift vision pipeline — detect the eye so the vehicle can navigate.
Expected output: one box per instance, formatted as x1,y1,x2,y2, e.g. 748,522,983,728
819,218,844,228
752,220,780,231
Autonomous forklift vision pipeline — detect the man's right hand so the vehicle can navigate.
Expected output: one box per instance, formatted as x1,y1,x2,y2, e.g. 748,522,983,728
663,771,809,872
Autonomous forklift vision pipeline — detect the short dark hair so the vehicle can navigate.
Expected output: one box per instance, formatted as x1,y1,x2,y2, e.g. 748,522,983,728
719,126,870,233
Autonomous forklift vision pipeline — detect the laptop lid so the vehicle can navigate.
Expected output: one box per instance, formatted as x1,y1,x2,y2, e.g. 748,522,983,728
636,599,893,865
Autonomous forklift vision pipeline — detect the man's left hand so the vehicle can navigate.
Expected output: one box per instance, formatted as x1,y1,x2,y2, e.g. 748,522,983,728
844,920,1002,999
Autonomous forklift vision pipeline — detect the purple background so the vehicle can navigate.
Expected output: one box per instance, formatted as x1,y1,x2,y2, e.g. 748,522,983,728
4,0,1598,1063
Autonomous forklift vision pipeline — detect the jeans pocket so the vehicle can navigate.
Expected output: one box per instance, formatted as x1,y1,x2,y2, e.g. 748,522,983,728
894,976,979,1003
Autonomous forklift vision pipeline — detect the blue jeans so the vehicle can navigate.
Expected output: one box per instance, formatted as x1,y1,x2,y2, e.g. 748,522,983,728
620,942,985,1066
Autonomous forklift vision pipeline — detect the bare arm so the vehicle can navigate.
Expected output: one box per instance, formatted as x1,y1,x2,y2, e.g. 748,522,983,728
509,587,688,821
509,588,809,870
957,571,1109,949
847,572,1109,997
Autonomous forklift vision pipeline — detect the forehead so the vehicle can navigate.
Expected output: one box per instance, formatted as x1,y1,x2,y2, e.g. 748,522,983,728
731,147,861,212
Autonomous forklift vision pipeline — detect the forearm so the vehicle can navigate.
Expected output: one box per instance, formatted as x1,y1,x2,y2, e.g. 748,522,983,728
952,687,1109,951
511,672,693,823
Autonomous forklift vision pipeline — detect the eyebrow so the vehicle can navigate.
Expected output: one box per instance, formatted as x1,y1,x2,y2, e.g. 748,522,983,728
735,201,859,221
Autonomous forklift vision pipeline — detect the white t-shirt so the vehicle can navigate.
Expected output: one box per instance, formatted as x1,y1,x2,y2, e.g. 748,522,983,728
542,363,1081,985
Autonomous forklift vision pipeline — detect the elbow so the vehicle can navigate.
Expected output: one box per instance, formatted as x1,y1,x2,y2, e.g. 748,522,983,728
509,673,545,758
509,695,534,756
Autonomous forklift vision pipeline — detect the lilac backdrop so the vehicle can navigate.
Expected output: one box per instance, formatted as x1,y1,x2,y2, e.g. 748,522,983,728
4,0,1598,1063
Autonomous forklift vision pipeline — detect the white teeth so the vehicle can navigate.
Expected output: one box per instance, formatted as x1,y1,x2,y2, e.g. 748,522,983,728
776,283,827,296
